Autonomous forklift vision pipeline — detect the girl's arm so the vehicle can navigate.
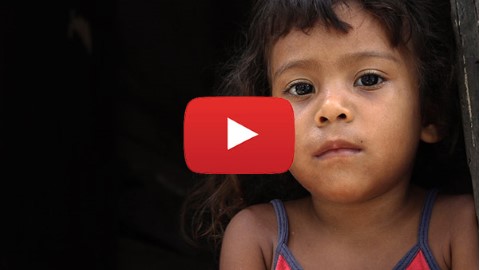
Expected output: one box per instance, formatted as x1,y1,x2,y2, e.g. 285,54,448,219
220,207,272,270
450,195,478,270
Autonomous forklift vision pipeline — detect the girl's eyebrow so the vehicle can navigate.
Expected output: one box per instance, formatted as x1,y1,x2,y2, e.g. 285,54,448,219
272,51,400,80
272,59,318,80
342,51,400,64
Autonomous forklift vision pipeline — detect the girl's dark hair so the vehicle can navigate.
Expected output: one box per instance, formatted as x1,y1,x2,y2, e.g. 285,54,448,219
182,0,468,255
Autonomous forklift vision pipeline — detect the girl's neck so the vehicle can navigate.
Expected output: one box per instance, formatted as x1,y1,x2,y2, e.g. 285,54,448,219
307,183,422,238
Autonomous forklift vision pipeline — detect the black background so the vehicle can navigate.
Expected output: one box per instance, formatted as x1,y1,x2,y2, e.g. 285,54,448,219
1,1,252,269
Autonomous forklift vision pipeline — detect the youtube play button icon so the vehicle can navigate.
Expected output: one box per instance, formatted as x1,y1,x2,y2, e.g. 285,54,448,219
184,97,294,174
227,118,258,150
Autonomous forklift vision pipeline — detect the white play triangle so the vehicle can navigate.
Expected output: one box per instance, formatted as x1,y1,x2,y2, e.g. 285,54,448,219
227,118,258,150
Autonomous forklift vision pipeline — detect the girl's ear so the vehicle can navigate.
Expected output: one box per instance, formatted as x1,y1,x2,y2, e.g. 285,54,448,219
420,124,441,143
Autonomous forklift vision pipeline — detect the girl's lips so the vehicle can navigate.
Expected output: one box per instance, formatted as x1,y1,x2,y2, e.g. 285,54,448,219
313,140,362,159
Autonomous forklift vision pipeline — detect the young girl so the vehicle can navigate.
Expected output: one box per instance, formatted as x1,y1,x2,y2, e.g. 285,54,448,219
183,0,478,269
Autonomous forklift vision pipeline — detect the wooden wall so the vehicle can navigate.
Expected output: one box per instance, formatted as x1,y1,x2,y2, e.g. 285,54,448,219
451,0,479,215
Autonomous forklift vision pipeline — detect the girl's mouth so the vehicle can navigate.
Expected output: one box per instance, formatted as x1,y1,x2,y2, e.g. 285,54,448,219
313,139,362,160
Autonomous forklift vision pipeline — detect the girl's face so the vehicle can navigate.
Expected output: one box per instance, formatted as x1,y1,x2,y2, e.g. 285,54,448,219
270,2,438,203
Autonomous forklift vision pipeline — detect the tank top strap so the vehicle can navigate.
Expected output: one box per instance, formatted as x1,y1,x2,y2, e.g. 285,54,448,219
410,188,441,270
418,189,438,246
270,199,289,245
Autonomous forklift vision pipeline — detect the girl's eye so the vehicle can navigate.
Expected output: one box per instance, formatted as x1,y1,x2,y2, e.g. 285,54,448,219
354,73,384,88
286,82,315,96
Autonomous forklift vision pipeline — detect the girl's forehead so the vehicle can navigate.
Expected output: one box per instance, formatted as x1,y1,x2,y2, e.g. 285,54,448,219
278,2,384,44
271,5,392,63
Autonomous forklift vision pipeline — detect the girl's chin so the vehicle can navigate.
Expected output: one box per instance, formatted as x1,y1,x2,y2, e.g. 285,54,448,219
302,181,384,204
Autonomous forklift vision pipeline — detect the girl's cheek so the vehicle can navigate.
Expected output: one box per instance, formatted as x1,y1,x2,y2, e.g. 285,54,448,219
290,102,306,117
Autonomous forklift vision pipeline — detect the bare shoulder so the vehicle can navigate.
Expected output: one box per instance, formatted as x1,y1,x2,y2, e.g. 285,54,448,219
224,203,278,244
433,193,478,269
437,192,475,209
434,193,477,228
220,203,277,270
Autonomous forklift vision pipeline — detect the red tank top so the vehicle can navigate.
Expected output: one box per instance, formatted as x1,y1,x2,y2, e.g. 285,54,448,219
270,189,440,270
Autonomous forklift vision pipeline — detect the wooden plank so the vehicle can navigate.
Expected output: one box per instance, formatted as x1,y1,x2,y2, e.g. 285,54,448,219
451,0,479,215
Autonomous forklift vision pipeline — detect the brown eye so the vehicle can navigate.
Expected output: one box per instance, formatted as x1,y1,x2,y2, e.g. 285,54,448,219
355,73,384,87
287,82,315,96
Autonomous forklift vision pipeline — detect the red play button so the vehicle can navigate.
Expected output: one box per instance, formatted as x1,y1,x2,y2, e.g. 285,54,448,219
183,97,294,174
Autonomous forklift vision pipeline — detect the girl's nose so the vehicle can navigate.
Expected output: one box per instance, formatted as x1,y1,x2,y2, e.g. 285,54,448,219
314,95,353,127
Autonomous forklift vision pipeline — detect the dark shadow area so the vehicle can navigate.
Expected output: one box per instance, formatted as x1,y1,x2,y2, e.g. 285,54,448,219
1,1,251,269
